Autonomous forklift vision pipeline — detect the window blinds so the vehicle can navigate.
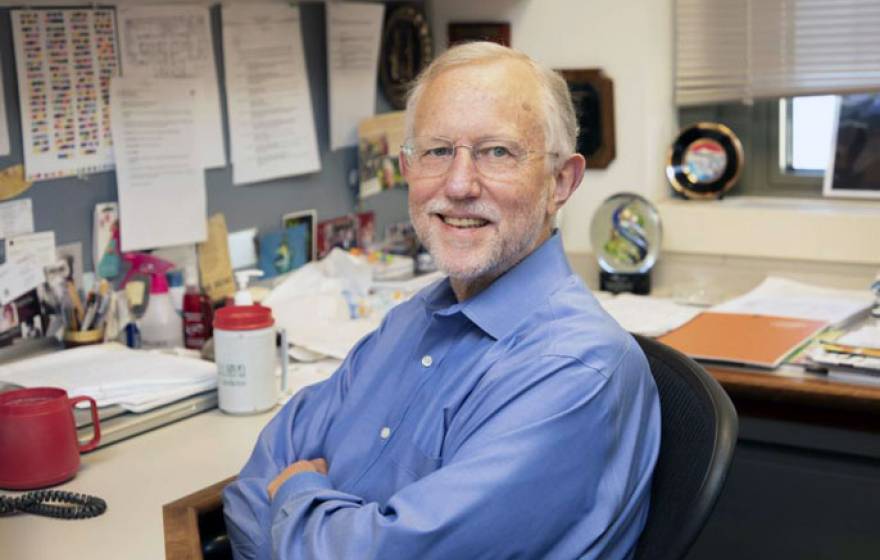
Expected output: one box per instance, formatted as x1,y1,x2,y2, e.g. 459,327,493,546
676,0,880,106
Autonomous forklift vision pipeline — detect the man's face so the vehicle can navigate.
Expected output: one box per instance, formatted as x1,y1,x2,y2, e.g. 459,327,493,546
404,60,558,287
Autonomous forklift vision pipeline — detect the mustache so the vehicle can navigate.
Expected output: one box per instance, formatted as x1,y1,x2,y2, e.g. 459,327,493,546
423,200,500,222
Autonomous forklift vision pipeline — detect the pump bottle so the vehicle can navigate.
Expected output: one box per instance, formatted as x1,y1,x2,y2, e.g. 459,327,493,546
122,253,183,349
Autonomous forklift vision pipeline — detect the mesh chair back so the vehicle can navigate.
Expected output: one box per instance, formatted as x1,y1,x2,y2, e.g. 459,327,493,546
633,335,738,560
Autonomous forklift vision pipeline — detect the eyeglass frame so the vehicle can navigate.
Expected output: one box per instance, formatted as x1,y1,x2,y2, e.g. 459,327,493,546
400,136,561,179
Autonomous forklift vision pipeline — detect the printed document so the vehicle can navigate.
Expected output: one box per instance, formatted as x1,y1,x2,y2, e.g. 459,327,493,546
117,5,225,169
711,276,873,326
0,57,8,156
222,3,321,185
327,2,384,150
11,9,119,181
110,77,206,251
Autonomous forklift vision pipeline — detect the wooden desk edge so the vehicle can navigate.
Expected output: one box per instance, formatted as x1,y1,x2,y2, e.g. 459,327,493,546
163,475,236,560
706,365,880,413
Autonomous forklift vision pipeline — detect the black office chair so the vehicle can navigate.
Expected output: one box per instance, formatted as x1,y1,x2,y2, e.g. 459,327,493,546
632,334,738,560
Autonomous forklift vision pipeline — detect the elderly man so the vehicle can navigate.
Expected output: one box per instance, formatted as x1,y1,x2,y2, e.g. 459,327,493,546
223,42,660,559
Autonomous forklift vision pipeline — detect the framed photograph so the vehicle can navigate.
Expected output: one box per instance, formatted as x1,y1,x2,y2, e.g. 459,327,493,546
823,94,880,199
448,22,510,47
558,69,616,170
282,209,317,262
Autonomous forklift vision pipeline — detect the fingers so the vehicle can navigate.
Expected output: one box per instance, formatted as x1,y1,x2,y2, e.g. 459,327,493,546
267,458,329,499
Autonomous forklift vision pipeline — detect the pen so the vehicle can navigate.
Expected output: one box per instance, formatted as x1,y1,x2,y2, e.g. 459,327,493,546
821,341,880,359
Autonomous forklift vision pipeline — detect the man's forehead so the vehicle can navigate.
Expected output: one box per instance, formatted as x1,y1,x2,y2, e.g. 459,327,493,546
413,59,543,136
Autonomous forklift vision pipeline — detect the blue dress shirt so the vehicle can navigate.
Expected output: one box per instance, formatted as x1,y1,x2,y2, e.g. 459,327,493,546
223,233,661,559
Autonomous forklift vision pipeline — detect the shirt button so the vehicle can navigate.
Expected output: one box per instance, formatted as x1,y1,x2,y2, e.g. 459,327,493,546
380,426,392,439
421,355,433,367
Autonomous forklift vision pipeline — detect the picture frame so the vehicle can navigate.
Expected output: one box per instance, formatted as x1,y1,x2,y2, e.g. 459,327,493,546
282,209,317,262
558,69,616,170
823,94,880,199
448,22,511,47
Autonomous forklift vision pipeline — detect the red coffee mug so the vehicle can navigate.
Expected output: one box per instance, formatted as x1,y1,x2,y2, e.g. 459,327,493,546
0,387,101,490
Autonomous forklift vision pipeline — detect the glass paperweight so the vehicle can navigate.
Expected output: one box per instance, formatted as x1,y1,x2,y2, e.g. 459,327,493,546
589,193,662,294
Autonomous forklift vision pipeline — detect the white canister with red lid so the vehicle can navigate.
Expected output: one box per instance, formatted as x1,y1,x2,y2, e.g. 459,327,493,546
213,305,288,414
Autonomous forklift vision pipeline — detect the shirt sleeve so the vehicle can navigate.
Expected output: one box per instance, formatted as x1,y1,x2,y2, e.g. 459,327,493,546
264,346,658,560
222,331,377,560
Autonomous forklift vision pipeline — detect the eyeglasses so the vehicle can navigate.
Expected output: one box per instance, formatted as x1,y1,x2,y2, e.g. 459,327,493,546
401,137,558,179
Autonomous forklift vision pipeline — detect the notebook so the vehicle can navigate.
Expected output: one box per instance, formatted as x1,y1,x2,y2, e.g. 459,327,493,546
658,311,829,369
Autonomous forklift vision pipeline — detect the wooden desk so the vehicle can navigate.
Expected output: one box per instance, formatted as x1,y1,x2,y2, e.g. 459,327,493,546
706,365,880,429
0,408,274,560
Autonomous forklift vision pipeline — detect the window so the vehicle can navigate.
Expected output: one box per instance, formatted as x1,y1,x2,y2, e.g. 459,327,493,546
780,96,837,175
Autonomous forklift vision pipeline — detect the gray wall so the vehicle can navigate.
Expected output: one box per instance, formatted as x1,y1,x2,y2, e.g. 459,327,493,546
0,3,410,272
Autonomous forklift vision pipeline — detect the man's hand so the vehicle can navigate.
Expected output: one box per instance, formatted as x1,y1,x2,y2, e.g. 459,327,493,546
268,458,328,500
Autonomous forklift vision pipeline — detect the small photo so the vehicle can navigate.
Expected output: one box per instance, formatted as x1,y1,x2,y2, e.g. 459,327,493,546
317,215,359,259
0,302,19,333
282,209,317,262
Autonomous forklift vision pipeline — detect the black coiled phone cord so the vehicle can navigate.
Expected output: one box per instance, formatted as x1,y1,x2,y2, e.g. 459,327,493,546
0,490,107,519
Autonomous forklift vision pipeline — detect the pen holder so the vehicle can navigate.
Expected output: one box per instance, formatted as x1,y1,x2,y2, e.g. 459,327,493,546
63,327,105,349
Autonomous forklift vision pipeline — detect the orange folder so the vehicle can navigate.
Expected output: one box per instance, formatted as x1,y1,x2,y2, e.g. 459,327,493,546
657,311,828,369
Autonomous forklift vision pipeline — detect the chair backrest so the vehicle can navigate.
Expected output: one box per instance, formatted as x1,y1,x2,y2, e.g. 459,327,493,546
633,334,738,560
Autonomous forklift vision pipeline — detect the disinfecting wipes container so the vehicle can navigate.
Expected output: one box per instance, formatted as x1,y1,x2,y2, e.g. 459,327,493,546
213,305,287,414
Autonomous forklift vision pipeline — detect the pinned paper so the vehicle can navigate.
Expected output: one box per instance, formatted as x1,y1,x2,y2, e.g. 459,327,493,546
222,4,321,184
11,9,118,181
0,254,43,305
6,231,56,268
0,199,34,239
327,2,385,150
198,214,235,303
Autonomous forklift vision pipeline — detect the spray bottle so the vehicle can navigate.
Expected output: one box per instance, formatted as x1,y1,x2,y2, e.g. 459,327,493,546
121,253,183,349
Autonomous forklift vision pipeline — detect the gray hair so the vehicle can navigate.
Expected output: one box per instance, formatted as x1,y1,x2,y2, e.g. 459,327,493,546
404,41,579,169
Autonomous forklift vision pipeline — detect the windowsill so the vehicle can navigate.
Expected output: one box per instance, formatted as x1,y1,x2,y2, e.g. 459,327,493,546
657,196,880,264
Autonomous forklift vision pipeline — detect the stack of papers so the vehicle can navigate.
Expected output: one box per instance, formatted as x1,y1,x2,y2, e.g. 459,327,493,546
658,311,829,369
596,293,703,337
0,343,217,412
710,277,873,326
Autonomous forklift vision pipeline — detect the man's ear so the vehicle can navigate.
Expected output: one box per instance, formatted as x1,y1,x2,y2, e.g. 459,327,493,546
548,153,586,213
399,150,411,178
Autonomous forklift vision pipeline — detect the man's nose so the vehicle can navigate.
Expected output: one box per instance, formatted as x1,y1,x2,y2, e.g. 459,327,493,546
442,147,481,199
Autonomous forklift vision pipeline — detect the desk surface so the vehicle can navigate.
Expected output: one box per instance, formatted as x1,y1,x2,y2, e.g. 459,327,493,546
2,359,878,560
0,407,274,560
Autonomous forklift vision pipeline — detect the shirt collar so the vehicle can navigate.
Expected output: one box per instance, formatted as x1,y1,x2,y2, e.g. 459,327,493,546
417,232,574,337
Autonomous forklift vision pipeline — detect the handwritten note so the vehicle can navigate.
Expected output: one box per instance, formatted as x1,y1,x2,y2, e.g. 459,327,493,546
222,4,321,185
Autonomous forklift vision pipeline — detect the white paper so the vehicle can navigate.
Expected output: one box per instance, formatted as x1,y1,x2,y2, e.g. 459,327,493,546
11,9,118,181
0,57,9,156
597,293,703,337
223,3,321,185
228,228,258,269
0,199,35,239
710,277,874,326
0,253,43,305
110,77,207,252
117,5,225,169
0,343,217,411
838,325,880,350
5,231,56,268
327,2,384,150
